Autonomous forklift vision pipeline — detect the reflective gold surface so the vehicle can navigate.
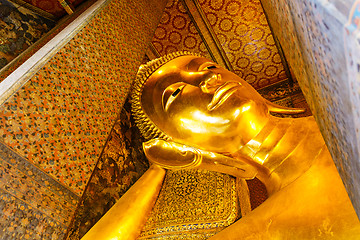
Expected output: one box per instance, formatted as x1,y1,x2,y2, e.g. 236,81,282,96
81,165,165,240
131,52,360,239
143,139,257,179
208,147,360,240
140,56,295,153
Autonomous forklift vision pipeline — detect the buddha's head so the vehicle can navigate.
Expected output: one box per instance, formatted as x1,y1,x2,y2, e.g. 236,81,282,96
132,52,302,154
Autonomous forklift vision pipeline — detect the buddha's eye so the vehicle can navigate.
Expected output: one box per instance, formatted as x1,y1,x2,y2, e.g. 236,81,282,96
199,63,218,71
205,65,217,69
162,83,186,111
172,88,181,97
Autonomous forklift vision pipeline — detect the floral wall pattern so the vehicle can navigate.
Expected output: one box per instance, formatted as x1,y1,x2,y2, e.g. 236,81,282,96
152,0,212,59
64,98,150,239
0,0,167,238
199,0,287,89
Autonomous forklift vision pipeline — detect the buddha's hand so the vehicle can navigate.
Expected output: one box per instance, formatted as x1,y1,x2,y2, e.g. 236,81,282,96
143,139,202,170
143,139,257,179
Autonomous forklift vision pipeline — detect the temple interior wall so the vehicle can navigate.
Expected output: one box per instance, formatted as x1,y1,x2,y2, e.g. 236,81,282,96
261,0,360,216
0,0,167,238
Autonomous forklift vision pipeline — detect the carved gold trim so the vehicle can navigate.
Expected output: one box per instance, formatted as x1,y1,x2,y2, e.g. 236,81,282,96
58,0,75,14
236,178,252,217
146,43,161,60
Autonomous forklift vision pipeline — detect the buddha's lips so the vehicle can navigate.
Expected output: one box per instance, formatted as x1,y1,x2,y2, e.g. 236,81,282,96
207,82,241,111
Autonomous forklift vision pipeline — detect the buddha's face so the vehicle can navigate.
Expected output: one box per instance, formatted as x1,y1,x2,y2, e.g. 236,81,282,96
141,55,270,153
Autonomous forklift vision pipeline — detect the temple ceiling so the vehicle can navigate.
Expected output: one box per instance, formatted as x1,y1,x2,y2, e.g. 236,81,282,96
147,0,291,90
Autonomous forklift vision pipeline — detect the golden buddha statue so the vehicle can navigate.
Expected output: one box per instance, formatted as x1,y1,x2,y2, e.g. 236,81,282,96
82,52,360,240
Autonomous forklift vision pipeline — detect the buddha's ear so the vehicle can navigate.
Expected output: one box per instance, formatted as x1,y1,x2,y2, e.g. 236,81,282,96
265,99,306,114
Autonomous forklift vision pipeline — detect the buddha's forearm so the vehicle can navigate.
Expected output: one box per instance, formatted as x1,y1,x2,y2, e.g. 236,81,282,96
143,138,257,179
81,165,166,240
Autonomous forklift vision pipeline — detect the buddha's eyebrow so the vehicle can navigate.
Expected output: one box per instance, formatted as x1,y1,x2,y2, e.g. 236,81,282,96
186,58,204,71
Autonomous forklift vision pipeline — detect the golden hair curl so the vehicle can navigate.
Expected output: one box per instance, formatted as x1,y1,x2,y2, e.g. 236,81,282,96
131,51,201,140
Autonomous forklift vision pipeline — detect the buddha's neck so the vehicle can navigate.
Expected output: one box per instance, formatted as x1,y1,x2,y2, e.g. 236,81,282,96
233,116,326,195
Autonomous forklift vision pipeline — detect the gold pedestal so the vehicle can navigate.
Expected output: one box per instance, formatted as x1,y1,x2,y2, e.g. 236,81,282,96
139,169,250,239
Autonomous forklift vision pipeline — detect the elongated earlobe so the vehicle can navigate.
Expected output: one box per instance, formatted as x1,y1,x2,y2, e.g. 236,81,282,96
265,100,306,114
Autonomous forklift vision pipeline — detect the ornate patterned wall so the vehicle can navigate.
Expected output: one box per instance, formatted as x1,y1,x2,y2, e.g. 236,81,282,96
152,0,212,59
151,0,291,90
64,98,150,239
199,0,287,89
0,0,168,238
0,0,95,82
261,0,360,215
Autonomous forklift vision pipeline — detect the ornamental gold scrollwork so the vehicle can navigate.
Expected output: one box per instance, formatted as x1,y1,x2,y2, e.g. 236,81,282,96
139,170,239,239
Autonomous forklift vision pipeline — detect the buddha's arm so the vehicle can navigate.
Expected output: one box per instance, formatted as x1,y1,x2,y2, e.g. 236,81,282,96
81,165,165,240
209,149,360,240
143,138,257,179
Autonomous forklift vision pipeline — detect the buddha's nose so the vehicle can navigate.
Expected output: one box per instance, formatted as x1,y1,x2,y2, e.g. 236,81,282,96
199,74,223,93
